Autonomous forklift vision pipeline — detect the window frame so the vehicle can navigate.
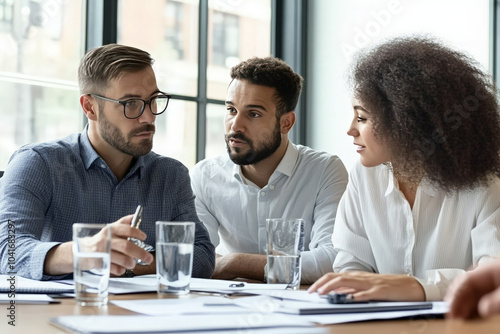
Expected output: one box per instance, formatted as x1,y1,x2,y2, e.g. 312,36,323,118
491,0,500,82
84,0,308,162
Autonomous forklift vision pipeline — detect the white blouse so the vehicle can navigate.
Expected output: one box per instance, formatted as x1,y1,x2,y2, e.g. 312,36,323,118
333,161,500,300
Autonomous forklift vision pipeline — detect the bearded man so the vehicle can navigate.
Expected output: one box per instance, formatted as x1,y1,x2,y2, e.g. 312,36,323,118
0,44,214,280
190,57,348,283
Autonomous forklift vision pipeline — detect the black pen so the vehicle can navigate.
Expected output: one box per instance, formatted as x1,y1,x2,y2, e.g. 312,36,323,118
324,293,362,304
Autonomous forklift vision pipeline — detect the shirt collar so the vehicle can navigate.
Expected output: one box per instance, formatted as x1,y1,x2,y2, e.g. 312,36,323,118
232,164,244,183
80,125,101,170
274,140,298,177
385,176,396,196
384,163,437,197
419,178,438,197
232,140,297,184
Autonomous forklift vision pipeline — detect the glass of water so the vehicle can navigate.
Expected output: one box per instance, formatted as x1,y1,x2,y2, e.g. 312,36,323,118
266,218,305,290
155,221,195,295
72,224,111,306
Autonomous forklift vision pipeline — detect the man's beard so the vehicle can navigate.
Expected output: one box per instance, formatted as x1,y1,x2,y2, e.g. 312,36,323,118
99,110,154,158
225,122,281,165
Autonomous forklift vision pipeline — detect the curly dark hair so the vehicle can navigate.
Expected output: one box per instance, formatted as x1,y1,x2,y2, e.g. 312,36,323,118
350,36,500,192
230,56,303,119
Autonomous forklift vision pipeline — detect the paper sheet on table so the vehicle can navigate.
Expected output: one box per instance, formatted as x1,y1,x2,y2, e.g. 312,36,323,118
50,313,317,334
302,301,449,324
10,275,281,295
240,289,328,302
107,275,157,294
107,276,288,295
0,275,74,294
51,276,158,294
111,296,247,315
189,277,288,294
0,293,60,304
0,275,158,296
232,295,437,314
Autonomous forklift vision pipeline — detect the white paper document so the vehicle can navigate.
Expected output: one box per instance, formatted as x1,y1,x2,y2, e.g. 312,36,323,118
189,277,288,294
111,293,445,325
107,276,157,294
111,296,247,316
229,295,434,315
0,275,74,294
50,313,316,333
0,293,59,304
48,276,159,295
242,289,328,303
0,275,285,295
303,302,449,325
107,276,288,295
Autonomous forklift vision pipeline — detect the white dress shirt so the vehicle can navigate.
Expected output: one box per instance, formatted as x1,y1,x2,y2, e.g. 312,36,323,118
333,161,500,300
190,141,348,283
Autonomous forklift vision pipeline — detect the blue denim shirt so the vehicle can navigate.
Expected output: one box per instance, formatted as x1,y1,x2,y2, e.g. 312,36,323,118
0,126,215,280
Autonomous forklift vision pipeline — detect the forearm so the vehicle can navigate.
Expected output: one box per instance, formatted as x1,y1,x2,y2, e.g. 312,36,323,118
0,231,68,280
213,253,267,281
309,271,425,301
43,242,74,276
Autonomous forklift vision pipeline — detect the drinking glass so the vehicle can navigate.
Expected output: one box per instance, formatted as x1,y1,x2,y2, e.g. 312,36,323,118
155,221,195,295
266,218,305,290
73,224,111,306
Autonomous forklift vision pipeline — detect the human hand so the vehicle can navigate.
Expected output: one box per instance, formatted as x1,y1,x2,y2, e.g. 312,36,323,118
106,214,154,276
446,260,500,319
307,271,425,301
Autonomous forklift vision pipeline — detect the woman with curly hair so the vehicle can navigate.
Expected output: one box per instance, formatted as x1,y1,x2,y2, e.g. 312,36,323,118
309,36,500,301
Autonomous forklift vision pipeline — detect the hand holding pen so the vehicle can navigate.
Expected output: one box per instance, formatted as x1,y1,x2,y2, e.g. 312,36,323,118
128,205,154,265
96,213,153,276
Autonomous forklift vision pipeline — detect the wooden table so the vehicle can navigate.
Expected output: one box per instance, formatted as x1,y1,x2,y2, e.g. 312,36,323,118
3,292,500,333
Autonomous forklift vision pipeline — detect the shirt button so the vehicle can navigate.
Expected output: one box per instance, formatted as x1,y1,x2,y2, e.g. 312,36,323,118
269,185,275,190
100,164,106,168
261,192,266,196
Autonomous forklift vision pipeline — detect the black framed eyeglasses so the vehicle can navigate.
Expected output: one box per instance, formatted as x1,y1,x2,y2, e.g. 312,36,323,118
89,92,171,119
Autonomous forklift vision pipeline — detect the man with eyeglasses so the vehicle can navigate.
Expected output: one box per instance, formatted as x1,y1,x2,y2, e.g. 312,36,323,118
0,44,215,280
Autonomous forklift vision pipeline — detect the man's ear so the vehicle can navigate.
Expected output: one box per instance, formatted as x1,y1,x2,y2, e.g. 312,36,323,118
80,94,97,121
280,111,296,134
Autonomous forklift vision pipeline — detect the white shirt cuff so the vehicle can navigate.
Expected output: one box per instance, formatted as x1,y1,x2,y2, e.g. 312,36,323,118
415,269,466,301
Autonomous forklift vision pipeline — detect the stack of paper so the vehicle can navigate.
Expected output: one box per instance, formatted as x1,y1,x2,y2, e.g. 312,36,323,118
0,275,74,294
50,313,324,333
0,294,59,304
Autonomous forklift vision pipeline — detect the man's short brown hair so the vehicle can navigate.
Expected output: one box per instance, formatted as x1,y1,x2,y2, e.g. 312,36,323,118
78,44,154,95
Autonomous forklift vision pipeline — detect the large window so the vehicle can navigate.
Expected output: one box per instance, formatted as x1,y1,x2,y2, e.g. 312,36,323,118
205,0,271,161
307,0,493,172
0,0,84,170
0,0,272,171
117,0,272,167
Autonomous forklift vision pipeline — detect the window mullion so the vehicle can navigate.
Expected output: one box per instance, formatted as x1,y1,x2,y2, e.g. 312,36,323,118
196,0,209,162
